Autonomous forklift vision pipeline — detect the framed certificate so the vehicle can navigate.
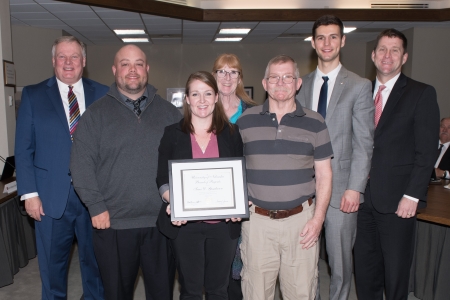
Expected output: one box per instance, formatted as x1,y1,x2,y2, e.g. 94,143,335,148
169,157,249,221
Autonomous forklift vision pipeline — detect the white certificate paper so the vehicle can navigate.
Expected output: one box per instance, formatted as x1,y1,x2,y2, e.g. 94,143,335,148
182,168,235,210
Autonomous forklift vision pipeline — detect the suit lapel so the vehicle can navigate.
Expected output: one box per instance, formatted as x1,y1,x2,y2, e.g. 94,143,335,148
82,78,96,107
325,67,347,121
46,77,71,136
375,73,407,136
302,71,315,110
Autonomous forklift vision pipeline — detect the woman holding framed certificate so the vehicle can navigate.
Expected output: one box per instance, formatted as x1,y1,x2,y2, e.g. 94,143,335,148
156,71,243,299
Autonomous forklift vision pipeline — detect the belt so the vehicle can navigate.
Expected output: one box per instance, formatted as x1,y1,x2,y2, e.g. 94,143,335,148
254,198,313,219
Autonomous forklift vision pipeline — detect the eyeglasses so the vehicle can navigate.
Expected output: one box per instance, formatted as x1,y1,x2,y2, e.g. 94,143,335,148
216,70,240,79
266,75,297,84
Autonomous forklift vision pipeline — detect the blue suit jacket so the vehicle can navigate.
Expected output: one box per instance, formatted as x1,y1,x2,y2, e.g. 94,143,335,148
15,76,108,219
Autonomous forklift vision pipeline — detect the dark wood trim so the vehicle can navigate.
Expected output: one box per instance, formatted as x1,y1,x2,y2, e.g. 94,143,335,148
56,0,450,22
57,0,203,21
203,9,442,22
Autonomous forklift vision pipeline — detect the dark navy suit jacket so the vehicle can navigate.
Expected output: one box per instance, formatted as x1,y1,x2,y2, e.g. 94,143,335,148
369,73,440,212
15,76,108,219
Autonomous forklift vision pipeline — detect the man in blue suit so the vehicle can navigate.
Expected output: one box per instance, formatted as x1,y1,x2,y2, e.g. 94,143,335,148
15,36,108,299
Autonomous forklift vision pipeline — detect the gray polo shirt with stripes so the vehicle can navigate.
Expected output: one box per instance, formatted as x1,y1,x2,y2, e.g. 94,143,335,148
236,100,333,210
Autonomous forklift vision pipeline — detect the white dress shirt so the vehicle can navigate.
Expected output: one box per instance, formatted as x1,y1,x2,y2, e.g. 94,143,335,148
435,141,450,179
312,63,342,112
21,78,85,200
374,73,418,203
373,73,400,108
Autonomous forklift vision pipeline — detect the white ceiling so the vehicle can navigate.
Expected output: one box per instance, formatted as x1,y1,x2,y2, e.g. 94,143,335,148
9,0,450,45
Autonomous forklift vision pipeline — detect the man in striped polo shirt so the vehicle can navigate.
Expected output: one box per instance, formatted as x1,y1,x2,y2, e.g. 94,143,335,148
236,55,333,299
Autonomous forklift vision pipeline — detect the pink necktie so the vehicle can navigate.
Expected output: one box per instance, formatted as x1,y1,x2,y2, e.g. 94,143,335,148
374,85,386,127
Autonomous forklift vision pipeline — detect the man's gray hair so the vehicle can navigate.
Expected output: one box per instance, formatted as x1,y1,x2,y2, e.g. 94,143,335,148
264,55,300,79
51,36,86,58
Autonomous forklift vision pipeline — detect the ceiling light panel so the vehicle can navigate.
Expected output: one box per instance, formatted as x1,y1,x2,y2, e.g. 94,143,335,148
344,27,357,33
215,37,242,42
219,28,251,34
122,38,150,43
114,29,146,35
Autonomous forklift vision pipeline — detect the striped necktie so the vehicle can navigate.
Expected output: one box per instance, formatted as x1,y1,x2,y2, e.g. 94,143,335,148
68,85,80,140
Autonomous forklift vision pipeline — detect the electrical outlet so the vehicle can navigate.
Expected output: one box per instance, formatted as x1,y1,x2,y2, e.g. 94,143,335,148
8,96,13,107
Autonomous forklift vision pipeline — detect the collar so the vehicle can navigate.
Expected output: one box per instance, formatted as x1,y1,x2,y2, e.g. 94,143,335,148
440,141,450,148
374,72,401,94
56,77,83,92
315,63,342,80
260,99,306,117
119,87,149,103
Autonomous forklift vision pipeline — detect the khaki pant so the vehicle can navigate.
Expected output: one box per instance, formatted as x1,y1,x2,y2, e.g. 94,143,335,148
240,202,319,300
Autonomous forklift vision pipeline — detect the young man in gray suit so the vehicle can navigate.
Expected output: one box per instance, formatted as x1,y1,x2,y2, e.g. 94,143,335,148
297,15,374,300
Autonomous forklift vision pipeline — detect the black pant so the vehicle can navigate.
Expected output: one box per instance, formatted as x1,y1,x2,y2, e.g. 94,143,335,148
172,222,238,300
354,183,416,300
93,227,175,300
227,275,243,300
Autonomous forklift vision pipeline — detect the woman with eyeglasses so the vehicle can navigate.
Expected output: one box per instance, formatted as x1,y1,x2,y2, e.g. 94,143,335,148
156,71,243,300
212,54,256,124
212,54,255,300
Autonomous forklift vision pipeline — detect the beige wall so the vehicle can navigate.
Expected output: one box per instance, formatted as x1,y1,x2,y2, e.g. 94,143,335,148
0,0,15,157
86,41,367,104
12,25,63,88
411,27,450,119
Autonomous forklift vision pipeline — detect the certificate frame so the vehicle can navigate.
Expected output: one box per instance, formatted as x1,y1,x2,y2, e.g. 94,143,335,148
169,157,249,221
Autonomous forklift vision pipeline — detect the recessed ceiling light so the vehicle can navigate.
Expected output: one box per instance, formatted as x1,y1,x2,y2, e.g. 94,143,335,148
114,29,146,35
219,28,251,35
122,38,149,43
304,36,312,41
344,27,357,33
215,37,243,42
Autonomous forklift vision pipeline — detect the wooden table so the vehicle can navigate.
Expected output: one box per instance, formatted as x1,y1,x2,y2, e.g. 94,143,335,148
0,177,36,288
409,180,450,299
417,180,450,226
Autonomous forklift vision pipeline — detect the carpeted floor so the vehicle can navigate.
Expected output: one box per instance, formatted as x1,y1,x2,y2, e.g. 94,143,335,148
0,243,421,300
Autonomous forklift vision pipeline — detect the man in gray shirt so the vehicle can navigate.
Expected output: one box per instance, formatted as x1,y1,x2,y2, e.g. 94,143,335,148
70,44,181,300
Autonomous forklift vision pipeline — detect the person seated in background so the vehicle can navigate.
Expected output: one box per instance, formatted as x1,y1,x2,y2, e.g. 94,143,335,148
156,71,243,300
435,117,450,179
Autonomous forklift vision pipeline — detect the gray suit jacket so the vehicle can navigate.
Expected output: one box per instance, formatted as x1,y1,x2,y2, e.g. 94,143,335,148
297,66,374,208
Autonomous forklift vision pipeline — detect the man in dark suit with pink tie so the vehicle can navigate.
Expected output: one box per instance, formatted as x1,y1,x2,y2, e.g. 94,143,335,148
354,29,440,300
